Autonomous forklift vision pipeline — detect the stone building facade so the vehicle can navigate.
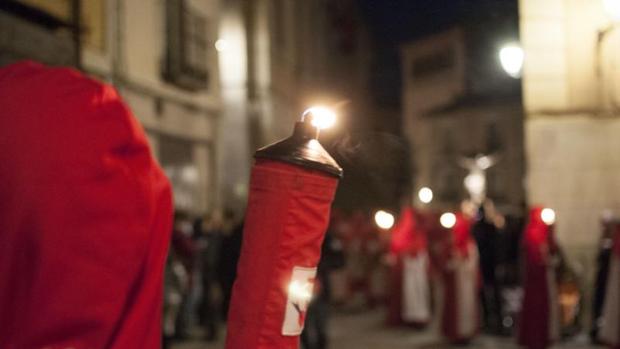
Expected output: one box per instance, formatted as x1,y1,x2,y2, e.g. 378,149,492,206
1,0,221,215
520,0,620,295
401,25,525,211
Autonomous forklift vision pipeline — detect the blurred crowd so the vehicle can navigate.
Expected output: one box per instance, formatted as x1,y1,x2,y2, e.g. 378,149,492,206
163,209,243,348
379,198,620,349
161,200,620,349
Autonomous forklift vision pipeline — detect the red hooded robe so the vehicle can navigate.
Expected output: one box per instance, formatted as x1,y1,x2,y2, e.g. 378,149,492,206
387,207,430,326
518,207,560,349
0,62,173,349
441,212,479,343
600,224,620,349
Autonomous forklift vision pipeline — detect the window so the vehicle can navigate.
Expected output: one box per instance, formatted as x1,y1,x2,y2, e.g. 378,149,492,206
183,7,207,72
159,135,198,210
164,0,209,91
411,48,455,79
272,0,285,48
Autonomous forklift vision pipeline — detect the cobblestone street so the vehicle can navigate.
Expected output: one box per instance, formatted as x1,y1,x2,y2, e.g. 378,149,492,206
173,309,601,349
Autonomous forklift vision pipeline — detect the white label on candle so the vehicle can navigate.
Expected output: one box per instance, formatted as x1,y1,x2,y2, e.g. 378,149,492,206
282,266,317,336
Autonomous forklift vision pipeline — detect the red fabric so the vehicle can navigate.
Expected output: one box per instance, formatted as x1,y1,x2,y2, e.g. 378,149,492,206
453,213,473,257
442,266,461,341
387,207,429,326
441,212,478,343
389,207,427,256
613,225,620,257
424,212,451,274
518,206,555,349
0,62,173,349
225,160,338,349
386,258,405,326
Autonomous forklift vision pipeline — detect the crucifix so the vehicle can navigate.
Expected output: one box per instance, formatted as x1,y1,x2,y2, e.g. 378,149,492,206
458,153,499,205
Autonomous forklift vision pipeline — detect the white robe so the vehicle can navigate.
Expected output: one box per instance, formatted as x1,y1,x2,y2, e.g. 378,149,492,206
402,252,431,323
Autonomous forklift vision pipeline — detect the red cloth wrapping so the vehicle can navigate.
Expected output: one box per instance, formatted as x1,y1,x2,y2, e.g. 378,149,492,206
225,160,338,349
518,207,558,349
0,62,173,349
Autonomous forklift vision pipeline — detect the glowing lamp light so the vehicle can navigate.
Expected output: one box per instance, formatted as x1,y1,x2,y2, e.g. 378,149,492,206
541,208,556,226
603,0,620,21
288,280,313,302
215,39,229,52
499,44,524,78
303,106,336,130
440,212,457,229
181,166,198,183
418,187,434,204
374,210,395,230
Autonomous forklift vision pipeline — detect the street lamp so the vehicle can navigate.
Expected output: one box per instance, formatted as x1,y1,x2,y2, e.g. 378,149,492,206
541,208,556,226
499,43,524,78
215,39,229,52
440,212,457,229
375,210,395,230
603,0,620,21
418,187,433,204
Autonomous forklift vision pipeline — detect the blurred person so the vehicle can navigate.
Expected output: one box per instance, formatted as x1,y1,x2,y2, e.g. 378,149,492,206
0,62,173,349
325,209,351,305
366,217,388,307
343,211,369,308
556,254,582,336
171,211,197,340
198,209,228,341
471,201,501,333
386,205,431,327
347,211,384,308
163,240,190,349
495,206,527,336
591,212,617,342
301,225,346,349
599,221,620,349
440,202,480,344
219,214,243,318
518,207,560,349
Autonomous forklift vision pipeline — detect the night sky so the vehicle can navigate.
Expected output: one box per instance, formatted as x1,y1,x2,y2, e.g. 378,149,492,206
357,0,519,107
359,0,462,44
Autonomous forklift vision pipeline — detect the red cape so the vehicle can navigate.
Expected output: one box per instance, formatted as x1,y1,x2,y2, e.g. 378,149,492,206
0,62,173,349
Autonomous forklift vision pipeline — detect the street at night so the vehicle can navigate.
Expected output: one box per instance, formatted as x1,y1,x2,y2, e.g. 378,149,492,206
2,0,620,349
175,310,600,349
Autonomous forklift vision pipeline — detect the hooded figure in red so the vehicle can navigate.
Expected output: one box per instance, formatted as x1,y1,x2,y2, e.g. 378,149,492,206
599,224,620,349
0,62,173,349
518,207,560,349
440,212,479,343
387,207,430,326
